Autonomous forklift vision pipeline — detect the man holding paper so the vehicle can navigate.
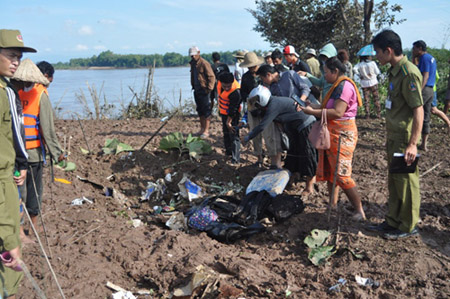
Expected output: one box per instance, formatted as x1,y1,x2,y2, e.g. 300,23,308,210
369,30,424,240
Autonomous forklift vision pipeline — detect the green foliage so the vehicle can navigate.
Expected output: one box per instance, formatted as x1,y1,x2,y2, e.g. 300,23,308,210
54,50,258,69
249,0,404,59
304,229,336,266
102,138,134,155
159,132,212,160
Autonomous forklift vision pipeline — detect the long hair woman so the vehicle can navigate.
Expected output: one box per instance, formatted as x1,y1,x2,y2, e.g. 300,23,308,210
301,56,366,221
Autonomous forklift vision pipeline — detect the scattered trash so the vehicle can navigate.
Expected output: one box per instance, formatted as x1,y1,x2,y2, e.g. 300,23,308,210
171,265,218,298
355,275,380,288
105,187,114,197
165,212,186,231
178,174,202,201
160,116,169,122
162,206,175,212
141,179,166,201
165,173,173,182
107,281,136,299
131,219,142,228
54,178,71,184
188,207,218,231
71,196,94,206
304,229,336,266
112,291,136,299
153,206,163,215
106,174,115,181
328,278,347,293
246,169,291,197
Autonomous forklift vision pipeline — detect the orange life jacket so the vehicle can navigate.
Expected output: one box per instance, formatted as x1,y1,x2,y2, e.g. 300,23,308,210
19,84,48,149
218,80,240,115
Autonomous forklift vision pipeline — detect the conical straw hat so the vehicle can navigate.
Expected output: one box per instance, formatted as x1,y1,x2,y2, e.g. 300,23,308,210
12,58,49,85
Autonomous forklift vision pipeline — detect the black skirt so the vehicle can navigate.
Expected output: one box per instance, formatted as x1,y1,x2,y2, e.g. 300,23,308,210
284,123,318,177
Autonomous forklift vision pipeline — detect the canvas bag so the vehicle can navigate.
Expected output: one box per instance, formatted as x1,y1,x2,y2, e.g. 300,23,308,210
308,108,330,150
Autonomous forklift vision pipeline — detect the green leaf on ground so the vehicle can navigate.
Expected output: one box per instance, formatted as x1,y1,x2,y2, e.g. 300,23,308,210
308,245,336,266
304,229,331,248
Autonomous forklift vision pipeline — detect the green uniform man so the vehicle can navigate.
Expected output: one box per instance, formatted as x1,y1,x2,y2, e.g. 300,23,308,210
0,29,36,299
369,30,424,240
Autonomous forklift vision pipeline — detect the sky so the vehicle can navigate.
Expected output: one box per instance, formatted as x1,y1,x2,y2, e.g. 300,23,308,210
2,0,449,63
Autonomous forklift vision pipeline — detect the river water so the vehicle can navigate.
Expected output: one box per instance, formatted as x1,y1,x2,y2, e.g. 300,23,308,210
50,66,195,118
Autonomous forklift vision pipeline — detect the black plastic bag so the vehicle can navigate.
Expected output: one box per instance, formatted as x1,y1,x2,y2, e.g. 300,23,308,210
205,221,265,243
233,190,273,225
266,194,304,222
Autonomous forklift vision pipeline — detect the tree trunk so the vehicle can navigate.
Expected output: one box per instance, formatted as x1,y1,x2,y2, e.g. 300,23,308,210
363,0,374,45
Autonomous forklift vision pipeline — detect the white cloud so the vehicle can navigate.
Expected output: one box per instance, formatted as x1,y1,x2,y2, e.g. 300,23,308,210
75,44,89,51
206,41,223,47
78,25,93,36
94,45,107,50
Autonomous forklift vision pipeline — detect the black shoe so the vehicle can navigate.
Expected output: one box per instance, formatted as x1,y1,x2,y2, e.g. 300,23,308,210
365,221,396,233
383,227,419,240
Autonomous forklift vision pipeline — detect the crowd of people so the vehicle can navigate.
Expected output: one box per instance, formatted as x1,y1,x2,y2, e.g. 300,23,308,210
1,26,449,297
188,29,450,243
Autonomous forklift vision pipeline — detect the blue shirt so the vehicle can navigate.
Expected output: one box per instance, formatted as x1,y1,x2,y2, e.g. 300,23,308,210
418,53,437,87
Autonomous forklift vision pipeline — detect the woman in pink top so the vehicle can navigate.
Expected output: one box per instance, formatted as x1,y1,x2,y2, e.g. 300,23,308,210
301,57,366,221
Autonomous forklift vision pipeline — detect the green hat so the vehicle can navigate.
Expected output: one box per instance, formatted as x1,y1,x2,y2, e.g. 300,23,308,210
0,29,36,52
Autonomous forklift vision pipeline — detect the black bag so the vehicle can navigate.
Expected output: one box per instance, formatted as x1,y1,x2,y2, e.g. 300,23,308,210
266,194,305,222
233,190,273,225
205,222,265,243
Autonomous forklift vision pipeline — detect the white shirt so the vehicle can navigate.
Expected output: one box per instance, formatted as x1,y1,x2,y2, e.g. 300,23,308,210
234,62,247,84
353,60,380,88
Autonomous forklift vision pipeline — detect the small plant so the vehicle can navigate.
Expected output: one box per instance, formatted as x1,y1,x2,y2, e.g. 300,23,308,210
159,132,212,161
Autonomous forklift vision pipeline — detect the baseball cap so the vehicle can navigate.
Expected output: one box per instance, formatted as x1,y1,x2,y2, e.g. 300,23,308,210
188,46,200,56
283,45,299,57
0,29,36,52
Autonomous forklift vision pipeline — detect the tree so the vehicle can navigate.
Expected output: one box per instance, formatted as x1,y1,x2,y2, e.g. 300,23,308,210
248,0,405,59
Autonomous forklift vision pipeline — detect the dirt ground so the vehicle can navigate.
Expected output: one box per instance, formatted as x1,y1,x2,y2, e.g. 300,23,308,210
17,115,449,298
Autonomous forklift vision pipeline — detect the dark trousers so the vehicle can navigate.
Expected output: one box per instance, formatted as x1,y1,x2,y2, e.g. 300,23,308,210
422,86,434,134
22,162,44,216
221,114,240,163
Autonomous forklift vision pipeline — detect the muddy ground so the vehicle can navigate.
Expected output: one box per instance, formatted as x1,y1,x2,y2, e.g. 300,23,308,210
17,115,449,298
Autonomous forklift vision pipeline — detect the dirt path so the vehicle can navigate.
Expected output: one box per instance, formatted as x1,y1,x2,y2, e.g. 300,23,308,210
17,116,449,298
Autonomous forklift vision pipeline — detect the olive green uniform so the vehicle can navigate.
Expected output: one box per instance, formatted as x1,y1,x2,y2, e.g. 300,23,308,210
385,56,423,233
0,77,23,297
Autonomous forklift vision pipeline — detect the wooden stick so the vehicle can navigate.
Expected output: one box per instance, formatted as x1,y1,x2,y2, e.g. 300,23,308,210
70,225,101,245
420,161,443,178
23,205,66,299
77,116,91,153
139,112,178,151
106,281,127,292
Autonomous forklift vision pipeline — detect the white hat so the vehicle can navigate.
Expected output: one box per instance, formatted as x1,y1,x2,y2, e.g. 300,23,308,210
306,48,316,56
11,58,49,85
249,85,271,107
189,46,200,56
